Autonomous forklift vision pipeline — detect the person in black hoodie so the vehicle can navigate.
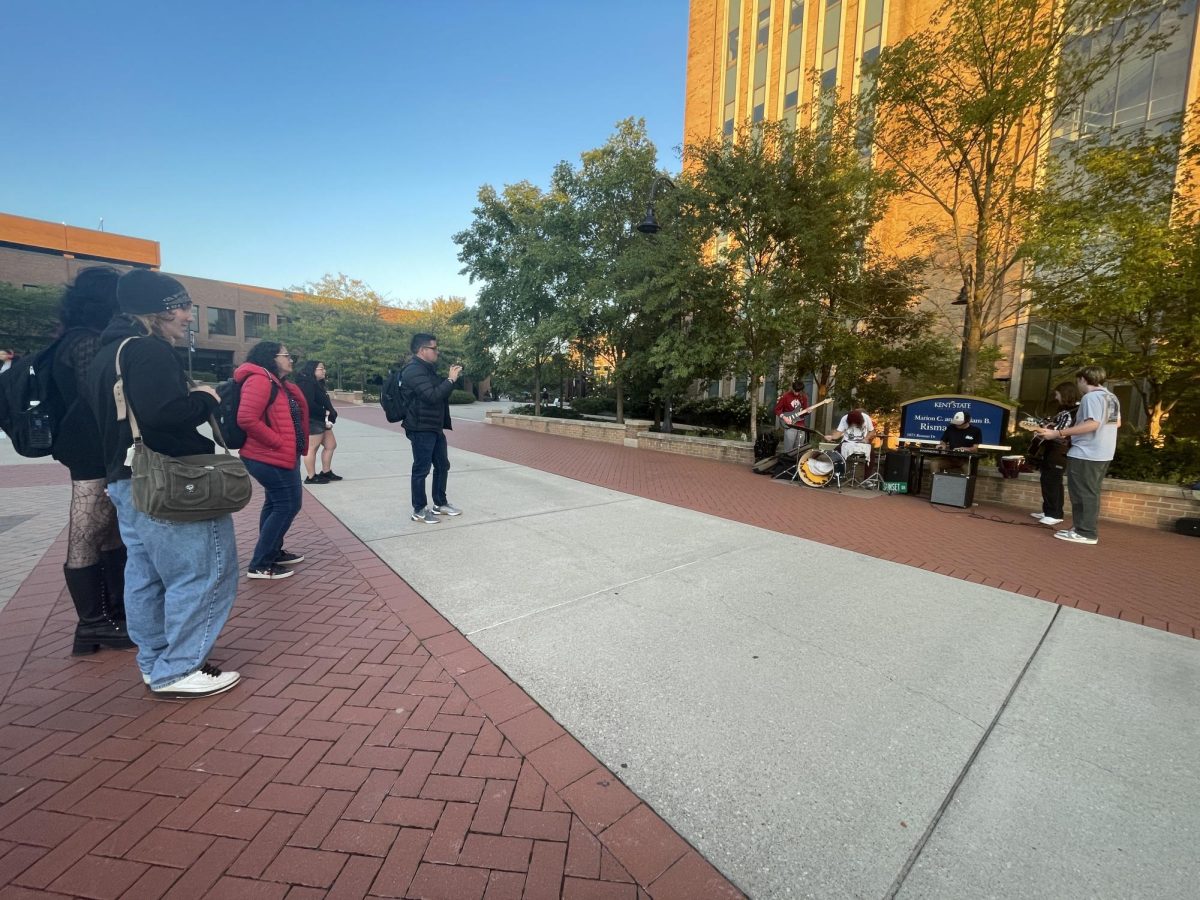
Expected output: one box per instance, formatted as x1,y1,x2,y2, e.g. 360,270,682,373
50,266,134,655
295,360,340,484
401,332,463,524
87,270,241,699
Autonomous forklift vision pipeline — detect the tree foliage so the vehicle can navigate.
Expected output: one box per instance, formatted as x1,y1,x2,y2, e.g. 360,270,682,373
1024,130,1200,439
866,0,1183,391
0,281,62,352
275,273,411,391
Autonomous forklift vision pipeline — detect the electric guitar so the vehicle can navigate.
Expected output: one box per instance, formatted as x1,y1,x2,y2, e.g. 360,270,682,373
779,397,833,426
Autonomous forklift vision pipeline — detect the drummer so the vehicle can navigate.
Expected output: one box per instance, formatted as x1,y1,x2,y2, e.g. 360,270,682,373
824,409,876,463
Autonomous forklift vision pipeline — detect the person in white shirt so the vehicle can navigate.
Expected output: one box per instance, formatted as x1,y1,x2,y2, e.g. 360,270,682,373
1036,365,1120,545
825,409,876,461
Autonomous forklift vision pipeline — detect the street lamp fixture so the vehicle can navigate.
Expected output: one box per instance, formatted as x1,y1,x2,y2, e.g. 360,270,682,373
636,175,677,234
952,264,972,305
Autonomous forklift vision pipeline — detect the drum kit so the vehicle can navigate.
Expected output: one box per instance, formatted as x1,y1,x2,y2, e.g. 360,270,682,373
773,428,882,491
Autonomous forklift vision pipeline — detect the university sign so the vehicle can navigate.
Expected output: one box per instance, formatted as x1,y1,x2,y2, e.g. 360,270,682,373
899,394,1016,449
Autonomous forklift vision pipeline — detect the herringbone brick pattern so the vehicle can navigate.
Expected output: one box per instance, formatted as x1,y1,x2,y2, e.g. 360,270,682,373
0,477,742,899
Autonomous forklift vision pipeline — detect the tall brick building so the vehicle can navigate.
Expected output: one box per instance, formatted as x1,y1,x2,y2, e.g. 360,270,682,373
683,0,1199,419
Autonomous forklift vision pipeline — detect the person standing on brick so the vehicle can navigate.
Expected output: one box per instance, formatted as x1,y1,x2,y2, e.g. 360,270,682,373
1036,366,1121,546
401,333,463,524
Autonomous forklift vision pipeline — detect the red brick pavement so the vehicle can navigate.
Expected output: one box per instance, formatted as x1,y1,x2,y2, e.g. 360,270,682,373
0,465,743,899
343,406,1199,639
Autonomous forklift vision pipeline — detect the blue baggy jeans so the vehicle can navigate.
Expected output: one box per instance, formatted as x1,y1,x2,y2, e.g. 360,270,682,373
407,430,449,512
107,479,239,689
241,457,303,570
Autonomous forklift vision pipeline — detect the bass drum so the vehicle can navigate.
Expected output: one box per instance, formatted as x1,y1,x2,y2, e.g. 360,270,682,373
797,449,845,488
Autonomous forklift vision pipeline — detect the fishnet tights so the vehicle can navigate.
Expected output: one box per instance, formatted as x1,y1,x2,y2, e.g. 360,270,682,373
66,479,121,569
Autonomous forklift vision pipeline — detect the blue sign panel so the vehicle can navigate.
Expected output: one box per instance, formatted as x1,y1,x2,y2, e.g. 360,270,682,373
899,395,1014,447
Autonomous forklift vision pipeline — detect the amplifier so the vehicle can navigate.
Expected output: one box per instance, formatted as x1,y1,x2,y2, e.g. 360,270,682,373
1175,517,1200,537
931,472,973,508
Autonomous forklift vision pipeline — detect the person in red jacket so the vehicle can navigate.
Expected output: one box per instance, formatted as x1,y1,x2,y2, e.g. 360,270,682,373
773,380,811,454
235,341,309,580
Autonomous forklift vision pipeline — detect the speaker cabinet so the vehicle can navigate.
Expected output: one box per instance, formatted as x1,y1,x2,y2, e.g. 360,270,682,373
931,472,974,508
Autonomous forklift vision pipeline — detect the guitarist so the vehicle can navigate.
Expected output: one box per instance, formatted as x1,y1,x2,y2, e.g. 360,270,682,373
1028,381,1080,527
773,380,811,454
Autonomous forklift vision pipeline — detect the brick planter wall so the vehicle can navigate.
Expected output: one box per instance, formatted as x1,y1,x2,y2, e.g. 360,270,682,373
635,431,755,465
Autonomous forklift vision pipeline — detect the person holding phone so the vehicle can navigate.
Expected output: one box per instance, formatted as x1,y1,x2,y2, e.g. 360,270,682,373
400,333,463,524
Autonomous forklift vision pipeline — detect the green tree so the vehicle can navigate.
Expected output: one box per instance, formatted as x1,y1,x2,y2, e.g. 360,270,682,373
0,281,62,352
554,118,669,422
866,0,1184,392
678,118,892,440
1024,131,1200,439
454,182,571,415
276,273,410,391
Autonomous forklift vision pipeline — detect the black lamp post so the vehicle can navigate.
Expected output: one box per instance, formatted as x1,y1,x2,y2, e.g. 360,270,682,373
636,175,677,234
954,264,973,391
635,174,679,430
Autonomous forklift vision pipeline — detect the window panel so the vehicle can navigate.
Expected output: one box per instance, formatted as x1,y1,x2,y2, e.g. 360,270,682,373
244,312,269,340
206,307,236,337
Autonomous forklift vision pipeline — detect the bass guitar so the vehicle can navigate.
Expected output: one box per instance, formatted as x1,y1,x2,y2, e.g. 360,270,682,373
780,397,833,426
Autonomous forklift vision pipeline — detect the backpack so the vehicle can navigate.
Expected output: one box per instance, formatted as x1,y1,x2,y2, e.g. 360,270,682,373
380,370,406,423
0,341,66,457
213,376,277,450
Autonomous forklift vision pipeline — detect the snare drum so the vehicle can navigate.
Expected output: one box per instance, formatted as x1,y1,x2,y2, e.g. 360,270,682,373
999,455,1024,479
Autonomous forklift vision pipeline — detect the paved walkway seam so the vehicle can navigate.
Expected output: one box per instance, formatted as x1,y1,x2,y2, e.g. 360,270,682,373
883,604,1065,899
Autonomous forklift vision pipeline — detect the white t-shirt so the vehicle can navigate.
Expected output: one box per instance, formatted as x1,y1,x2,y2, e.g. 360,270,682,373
835,413,874,443
1068,389,1120,462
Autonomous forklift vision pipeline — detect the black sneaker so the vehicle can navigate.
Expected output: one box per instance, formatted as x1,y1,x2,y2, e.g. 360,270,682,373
322,470,344,481
275,551,305,566
247,565,294,580
304,473,329,485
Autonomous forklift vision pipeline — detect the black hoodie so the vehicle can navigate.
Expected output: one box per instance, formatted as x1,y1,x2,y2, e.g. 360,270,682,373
86,316,218,483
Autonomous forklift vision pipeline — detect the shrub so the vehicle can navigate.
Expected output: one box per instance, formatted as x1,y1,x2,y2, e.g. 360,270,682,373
672,396,773,430
507,404,584,419
449,389,476,405
569,396,617,415
1107,436,1200,485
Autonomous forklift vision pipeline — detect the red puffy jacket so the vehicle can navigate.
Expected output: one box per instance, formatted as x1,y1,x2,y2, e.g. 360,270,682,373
233,364,309,468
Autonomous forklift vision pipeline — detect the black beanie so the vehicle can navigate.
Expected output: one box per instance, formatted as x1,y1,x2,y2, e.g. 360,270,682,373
117,270,191,316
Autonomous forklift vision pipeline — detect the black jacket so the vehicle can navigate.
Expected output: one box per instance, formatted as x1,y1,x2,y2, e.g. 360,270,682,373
51,327,106,479
296,376,337,425
400,357,454,433
87,317,218,483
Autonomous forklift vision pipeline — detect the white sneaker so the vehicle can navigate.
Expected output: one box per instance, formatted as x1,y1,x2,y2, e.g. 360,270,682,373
1039,516,1064,526
151,664,240,698
1054,530,1098,545
431,503,462,516
1030,512,1047,520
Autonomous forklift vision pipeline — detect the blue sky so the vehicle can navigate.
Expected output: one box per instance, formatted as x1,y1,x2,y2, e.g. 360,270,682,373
1,1,688,305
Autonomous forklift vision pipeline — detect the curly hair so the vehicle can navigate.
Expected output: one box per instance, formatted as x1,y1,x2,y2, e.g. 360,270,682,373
60,266,121,331
246,340,285,377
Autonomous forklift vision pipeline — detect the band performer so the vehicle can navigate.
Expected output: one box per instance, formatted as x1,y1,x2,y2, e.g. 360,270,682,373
1029,381,1080,526
825,409,876,463
932,411,982,473
773,380,811,454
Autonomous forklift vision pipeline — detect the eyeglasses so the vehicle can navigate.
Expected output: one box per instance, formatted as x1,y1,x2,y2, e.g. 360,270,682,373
422,345,440,353
276,353,296,362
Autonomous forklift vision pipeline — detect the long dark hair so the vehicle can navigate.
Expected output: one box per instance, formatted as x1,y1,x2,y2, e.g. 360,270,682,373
296,360,324,383
60,266,121,331
1053,380,1081,410
246,340,285,377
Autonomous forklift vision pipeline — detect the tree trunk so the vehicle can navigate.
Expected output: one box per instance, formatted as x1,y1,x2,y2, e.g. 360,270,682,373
533,366,542,416
957,311,983,393
748,374,761,442
615,375,625,424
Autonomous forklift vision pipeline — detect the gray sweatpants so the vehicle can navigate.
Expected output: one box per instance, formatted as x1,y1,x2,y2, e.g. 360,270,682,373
1067,457,1110,539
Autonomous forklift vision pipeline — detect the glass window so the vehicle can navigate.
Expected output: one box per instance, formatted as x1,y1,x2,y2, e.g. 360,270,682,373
782,1,806,125
206,307,236,337
244,311,270,340
821,0,843,98
723,0,742,138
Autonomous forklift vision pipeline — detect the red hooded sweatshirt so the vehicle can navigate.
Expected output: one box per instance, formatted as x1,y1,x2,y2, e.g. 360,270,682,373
233,363,309,468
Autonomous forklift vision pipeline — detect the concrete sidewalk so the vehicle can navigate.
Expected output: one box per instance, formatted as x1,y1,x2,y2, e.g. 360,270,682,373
319,411,1199,899
2,408,1197,898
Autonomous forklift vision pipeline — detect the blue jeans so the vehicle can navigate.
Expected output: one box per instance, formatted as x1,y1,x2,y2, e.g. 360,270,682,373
408,430,449,511
242,457,303,570
107,479,239,689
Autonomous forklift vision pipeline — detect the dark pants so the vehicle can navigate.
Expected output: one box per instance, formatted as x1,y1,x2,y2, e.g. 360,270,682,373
408,430,449,511
1067,457,1110,540
242,457,303,569
1039,458,1066,519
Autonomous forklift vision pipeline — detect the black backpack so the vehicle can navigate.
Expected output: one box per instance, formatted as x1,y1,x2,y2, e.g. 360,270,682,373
213,377,277,449
0,341,66,457
380,369,406,423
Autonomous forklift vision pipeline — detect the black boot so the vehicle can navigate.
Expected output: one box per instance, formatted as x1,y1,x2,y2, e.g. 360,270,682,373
100,547,128,625
64,564,135,655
